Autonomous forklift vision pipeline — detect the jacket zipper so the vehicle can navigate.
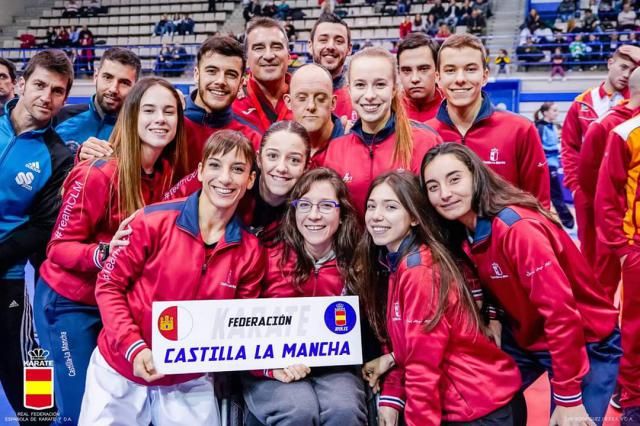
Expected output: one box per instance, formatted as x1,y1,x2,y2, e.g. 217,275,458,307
0,136,17,168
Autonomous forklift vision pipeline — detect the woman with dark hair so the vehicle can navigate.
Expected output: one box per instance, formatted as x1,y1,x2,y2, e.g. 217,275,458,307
34,77,189,424
421,143,621,426
165,120,310,238
242,167,367,425
352,171,521,426
79,130,264,424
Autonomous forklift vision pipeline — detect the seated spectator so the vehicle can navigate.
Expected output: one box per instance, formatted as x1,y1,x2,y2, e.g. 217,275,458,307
557,0,577,22
516,37,545,69
262,1,277,18
618,2,637,31
586,33,603,67
523,8,544,33
474,0,492,19
566,17,584,33
77,32,95,75
154,43,173,75
154,14,169,36
170,43,189,76
56,26,70,48
243,0,262,23
456,0,473,26
412,13,426,33
70,25,81,46
583,9,602,33
399,15,412,38
396,0,409,16
598,0,617,23
276,0,290,19
17,32,36,49
550,47,566,80
431,0,447,22
425,13,439,35
533,26,554,44
569,34,589,69
435,22,452,40
320,0,333,15
63,0,80,18
284,17,296,49
495,48,511,74
467,8,487,38
604,32,622,55
179,14,195,35
628,31,639,46
87,0,102,16
45,26,57,47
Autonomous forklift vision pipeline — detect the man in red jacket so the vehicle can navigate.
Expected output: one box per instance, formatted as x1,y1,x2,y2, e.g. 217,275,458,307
426,33,550,207
562,45,639,265
397,33,444,122
578,68,640,303
233,17,293,133
308,13,355,121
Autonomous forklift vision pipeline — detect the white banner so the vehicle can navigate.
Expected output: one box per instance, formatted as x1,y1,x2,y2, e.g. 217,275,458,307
152,296,362,374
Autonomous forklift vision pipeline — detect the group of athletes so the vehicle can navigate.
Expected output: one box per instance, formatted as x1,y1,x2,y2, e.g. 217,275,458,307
1,10,640,426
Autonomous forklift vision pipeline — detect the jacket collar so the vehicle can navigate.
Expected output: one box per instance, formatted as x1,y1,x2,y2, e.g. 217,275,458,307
176,190,243,244
185,90,232,128
3,97,52,137
351,113,396,145
383,232,417,273
436,91,495,129
330,114,345,140
91,95,118,125
469,216,492,247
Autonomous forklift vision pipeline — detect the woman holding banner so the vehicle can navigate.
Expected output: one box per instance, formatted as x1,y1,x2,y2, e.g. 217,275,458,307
241,167,368,426
78,130,265,425
353,171,521,426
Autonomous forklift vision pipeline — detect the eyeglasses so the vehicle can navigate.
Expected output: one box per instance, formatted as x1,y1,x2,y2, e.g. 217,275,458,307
291,199,340,214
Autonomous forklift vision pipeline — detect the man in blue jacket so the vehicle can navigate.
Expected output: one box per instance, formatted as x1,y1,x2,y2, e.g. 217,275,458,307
55,47,140,156
0,49,74,424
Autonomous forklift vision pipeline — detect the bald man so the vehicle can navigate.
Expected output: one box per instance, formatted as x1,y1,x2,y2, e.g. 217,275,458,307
580,67,640,302
284,63,344,167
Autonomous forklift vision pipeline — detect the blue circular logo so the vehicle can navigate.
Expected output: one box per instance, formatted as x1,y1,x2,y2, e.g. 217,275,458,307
324,301,357,335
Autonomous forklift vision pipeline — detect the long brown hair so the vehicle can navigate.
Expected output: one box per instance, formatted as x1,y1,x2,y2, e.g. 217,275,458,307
419,143,560,249
349,171,480,343
278,168,361,290
109,77,188,218
533,101,555,122
348,47,414,168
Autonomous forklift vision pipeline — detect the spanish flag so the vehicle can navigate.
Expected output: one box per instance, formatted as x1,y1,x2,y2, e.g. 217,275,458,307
24,368,54,410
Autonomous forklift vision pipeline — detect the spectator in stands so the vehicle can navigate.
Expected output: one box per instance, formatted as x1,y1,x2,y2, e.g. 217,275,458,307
583,9,602,33
569,34,589,70
456,0,474,26
399,15,412,39
233,17,293,133
63,0,80,18
208,0,217,12
244,0,262,23
566,17,584,33
431,0,447,23
77,32,95,75
308,13,354,120
435,22,452,40
154,43,173,76
396,0,409,16
79,25,94,41
618,2,637,31
412,13,426,33
0,58,16,111
179,14,195,35
87,0,102,16
45,26,57,47
605,31,622,55
557,0,577,22
56,26,70,48
397,33,444,122
629,30,639,46
284,16,296,48
58,47,141,158
0,49,74,426
523,8,544,33
276,0,290,20
425,13,439,36
262,0,277,18
517,37,544,68
598,0,617,23
467,8,487,38
284,64,345,166
473,0,492,19
550,47,567,80
154,14,169,36
427,33,551,206
495,48,511,74
70,25,81,46
587,33,603,68
17,32,36,49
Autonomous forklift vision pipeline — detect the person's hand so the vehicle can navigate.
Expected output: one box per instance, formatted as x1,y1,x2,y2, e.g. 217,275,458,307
378,406,399,426
362,353,396,393
133,348,164,383
549,404,596,426
487,319,502,347
109,211,137,254
618,44,640,64
78,137,112,161
271,364,310,383
340,115,355,134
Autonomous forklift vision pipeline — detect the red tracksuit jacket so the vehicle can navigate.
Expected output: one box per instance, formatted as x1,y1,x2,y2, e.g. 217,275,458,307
40,157,177,306
308,114,346,169
232,75,293,134
561,83,626,192
578,102,638,201
595,114,640,258
378,240,521,425
323,115,442,217
184,91,262,170
464,206,618,406
427,94,551,208
95,192,266,386
403,88,444,123
333,71,356,122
